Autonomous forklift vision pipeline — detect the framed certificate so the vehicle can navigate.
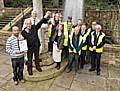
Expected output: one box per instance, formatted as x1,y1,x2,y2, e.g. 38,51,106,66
18,39,28,52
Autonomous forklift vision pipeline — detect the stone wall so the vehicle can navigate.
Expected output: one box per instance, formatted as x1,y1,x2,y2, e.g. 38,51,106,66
101,44,120,67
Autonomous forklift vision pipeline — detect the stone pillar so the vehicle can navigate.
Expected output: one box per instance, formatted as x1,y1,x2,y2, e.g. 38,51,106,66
33,0,48,53
33,0,43,19
0,0,4,8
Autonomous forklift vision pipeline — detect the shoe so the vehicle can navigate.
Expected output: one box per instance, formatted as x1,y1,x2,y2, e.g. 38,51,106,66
97,72,100,75
36,67,42,72
66,69,72,73
89,68,95,72
14,81,18,85
57,66,60,70
39,59,42,62
20,79,25,83
80,66,84,69
28,71,33,75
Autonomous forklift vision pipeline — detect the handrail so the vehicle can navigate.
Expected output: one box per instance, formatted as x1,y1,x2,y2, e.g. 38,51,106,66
2,7,32,31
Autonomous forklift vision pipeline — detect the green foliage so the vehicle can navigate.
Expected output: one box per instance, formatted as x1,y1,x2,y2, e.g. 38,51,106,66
5,0,32,7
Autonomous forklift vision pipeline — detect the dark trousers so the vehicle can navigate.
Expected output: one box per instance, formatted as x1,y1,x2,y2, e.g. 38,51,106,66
68,53,79,72
80,50,86,68
86,50,91,64
62,46,69,59
11,57,24,81
90,51,101,72
27,47,40,74
48,38,53,52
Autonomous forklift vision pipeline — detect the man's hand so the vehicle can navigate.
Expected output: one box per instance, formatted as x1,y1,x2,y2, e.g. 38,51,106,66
44,11,51,19
16,51,24,54
93,46,96,50
73,49,76,53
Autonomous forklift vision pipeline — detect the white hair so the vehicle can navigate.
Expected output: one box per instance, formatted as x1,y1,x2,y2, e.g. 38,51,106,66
95,24,102,30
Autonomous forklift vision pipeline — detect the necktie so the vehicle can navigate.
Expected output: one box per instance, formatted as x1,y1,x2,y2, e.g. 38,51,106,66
33,19,36,25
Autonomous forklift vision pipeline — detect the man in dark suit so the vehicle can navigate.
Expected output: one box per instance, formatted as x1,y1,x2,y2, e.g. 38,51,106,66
21,11,51,75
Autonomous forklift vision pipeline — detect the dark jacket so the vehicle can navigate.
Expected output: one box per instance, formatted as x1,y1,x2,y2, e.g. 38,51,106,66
21,18,48,51
80,29,89,47
88,31,106,49
51,30,64,49
68,33,83,53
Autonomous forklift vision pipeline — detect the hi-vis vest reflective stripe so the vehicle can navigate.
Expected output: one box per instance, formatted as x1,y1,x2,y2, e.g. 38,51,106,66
50,18,54,25
69,33,83,55
48,18,55,37
63,22,74,46
89,32,105,53
48,24,52,37
82,34,87,50
87,28,92,36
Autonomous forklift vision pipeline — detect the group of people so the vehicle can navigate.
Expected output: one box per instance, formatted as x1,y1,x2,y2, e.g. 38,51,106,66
5,10,106,85
48,13,106,75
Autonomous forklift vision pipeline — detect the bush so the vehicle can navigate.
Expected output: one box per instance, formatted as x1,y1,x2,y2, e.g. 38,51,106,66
5,0,32,7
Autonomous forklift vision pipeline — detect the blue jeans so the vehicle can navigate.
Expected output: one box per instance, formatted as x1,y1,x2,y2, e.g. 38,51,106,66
11,56,24,81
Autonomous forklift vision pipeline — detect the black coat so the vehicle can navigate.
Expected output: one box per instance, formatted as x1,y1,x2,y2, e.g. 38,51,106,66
51,30,64,49
21,18,48,51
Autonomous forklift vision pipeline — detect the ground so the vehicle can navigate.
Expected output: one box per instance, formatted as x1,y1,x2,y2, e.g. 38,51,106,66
0,46,120,91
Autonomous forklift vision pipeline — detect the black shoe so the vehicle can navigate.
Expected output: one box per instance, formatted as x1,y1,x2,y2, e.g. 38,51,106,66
57,67,60,70
39,59,42,62
66,69,72,73
89,68,95,72
28,72,33,75
97,72,100,75
36,67,42,72
80,66,84,69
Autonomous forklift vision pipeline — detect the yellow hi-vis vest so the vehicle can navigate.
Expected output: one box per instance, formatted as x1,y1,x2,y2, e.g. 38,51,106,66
82,34,87,50
89,32,105,53
48,24,52,37
69,33,83,55
63,22,74,46
48,18,54,38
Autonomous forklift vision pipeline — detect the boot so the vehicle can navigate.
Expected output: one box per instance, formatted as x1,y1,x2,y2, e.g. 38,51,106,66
57,62,61,70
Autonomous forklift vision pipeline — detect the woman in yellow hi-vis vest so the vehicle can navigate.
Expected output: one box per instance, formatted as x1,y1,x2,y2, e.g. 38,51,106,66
63,17,73,59
48,13,60,54
88,24,105,75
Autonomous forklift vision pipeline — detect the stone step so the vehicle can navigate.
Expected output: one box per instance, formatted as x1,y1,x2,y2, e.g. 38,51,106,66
2,19,12,22
0,22,9,24
0,23,6,26
24,61,68,82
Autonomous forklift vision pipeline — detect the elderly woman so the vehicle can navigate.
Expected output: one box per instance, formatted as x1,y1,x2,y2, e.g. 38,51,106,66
51,24,64,70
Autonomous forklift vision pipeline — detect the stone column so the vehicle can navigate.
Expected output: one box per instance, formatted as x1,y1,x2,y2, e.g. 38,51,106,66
0,0,4,8
33,0,48,53
33,0,43,19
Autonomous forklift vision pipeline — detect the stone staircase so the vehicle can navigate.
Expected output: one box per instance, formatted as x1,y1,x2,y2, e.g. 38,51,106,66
24,52,68,82
0,16,16,30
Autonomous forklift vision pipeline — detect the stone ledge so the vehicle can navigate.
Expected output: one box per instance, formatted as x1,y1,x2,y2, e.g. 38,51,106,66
24,61,68,82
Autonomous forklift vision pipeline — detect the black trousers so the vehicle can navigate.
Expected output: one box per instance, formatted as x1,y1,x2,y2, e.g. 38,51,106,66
68,53,79,72
11,57,24,81
90,51,101,72
62,46,69,59
48,38,53,52
80,50,86,68
27,47,40,74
